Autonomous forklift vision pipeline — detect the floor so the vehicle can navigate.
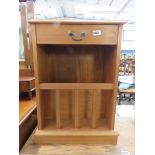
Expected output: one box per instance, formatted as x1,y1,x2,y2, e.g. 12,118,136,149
19,93,36,122
20,96,135,155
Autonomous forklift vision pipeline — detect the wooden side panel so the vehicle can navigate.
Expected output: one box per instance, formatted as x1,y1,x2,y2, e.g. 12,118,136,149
105,25,123,129
29,24,44,129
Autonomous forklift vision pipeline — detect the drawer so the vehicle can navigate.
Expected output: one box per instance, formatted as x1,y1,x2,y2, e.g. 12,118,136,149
19,81,30,92
36,24,118,45
19,79,35,92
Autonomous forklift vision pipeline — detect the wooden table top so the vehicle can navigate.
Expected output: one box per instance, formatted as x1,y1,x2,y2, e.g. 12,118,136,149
29,18,126,25
119,88,135,93
19,76,35,82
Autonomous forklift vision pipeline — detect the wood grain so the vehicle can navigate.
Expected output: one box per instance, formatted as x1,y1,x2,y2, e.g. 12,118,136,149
29,18,126,25
36,24,118,45
109,25,123,129
56,90,61,128
20,117,134,155
36,45,115,83
19,4,29,66
40,83,114,90
29,20,124,144
91,90,97,128
33,128,118,144
74,90,79,128
29,24,44,129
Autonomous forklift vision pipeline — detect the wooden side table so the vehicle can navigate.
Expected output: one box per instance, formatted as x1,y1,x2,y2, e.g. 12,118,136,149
29,19,125,144
19,76,35,99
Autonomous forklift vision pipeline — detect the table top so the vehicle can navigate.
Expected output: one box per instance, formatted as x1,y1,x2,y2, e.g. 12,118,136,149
29,18,126,25
19,76,35,82
119,88,135,93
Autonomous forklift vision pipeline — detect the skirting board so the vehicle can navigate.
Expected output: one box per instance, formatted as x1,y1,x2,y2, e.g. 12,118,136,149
34,128,119,144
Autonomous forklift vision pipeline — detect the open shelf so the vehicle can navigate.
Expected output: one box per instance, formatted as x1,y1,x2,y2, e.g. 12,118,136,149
40,89,113,130
37,45,117,83
39,83,114,90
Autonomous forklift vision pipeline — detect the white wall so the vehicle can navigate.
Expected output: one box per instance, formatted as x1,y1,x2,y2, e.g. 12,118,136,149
121,23,135,50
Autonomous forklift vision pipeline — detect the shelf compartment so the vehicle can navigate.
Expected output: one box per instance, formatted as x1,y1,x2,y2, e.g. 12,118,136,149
37,45,117,83
39,83,114,90
40,89,113,130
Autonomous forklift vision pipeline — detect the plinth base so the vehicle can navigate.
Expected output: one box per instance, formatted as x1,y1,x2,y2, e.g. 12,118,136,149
34,128,119,144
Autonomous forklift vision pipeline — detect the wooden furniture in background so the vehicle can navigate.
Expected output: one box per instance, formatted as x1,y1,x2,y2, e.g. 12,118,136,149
118,88,135,105
29,19,125,144
19,69,35,99
19,76,35,99
119,58,135,75
19,102,37,151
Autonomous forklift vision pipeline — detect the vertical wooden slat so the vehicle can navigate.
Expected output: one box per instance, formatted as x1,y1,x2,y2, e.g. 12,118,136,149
74,90,79,128
92,90,98,128
56,90,61,128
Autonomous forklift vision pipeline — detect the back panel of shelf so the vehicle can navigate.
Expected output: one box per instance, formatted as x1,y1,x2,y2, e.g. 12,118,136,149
36,45,117,83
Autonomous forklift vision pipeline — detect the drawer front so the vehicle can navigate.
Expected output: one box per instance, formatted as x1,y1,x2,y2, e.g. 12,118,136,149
36,24,118,45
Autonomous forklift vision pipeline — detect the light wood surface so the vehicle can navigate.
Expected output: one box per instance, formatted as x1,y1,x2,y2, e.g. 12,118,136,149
20,116,134,155
19,96,36,122
36,45,116,83
36,24,118,45
91,90,97,128
19,68,34,77
74,90,79,128
19,76,35,82
29,19,126,24
40,83,114,90
29,23,44,129
19,76,35,99
56,90,61,128
119,88,135,93
109,25,123,129
34,129,118,144
29,19,124,144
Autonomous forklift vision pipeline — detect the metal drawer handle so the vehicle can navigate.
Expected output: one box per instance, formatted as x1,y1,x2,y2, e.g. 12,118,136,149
68,31,87,41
